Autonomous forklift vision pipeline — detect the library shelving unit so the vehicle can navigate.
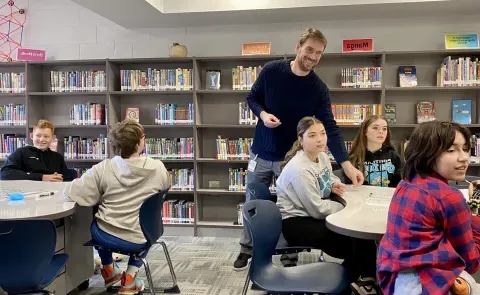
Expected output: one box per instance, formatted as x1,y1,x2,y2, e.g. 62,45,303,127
1,48,479,237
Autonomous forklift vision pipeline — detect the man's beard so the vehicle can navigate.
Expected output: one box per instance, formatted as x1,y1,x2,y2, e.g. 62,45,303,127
299,57,317,72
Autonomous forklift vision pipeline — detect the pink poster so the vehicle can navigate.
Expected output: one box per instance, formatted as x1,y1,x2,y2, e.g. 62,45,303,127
16,48,46,61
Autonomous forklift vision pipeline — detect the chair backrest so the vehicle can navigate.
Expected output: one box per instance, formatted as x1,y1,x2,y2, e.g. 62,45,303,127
242,199,282,280
67,168,78,179
246,181,271,201
139,188,169,246
333,169,345,183
0,219,57,294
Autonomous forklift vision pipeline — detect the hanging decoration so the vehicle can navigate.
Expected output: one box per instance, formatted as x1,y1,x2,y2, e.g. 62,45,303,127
0,0,26,62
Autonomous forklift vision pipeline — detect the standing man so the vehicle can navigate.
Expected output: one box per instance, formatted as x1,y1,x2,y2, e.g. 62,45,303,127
234,28,364,270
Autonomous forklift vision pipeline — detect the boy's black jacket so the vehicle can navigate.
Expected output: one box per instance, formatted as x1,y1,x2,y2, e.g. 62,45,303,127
0,146,74,181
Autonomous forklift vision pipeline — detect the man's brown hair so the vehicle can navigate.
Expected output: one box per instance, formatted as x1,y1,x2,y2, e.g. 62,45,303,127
108,119,145,158
33,119,55,133
298,28,328,49
402,120,471,182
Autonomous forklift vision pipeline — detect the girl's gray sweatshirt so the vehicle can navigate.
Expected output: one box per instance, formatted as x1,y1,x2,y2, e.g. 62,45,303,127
276,150,344,220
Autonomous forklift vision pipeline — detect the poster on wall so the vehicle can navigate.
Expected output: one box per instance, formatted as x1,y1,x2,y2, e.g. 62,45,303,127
16,48,46,61
342,38,374,53
242,42,271,55
444,33,479,50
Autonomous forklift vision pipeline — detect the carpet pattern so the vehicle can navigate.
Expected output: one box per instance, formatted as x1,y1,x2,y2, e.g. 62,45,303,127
76,236,333,295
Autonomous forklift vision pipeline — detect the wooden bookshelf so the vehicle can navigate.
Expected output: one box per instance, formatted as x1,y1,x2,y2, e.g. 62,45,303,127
1,49,479,237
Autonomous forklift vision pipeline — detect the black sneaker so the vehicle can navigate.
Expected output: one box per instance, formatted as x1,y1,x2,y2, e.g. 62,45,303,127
233,253,251,271
350,277,380,295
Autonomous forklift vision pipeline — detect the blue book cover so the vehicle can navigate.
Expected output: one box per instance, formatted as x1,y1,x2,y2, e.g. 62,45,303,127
452,99,472,124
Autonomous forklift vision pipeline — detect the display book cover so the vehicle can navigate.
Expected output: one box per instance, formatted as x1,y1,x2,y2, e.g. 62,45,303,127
452,99,472,124
416,101,436,123
398,66,417,87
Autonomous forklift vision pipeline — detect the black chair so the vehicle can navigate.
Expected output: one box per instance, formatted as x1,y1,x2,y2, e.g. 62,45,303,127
0,220,69,295
333,169,346,183
242,199,348,295
84,188,179,294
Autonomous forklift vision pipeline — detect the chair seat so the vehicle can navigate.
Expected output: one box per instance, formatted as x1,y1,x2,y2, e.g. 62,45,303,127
83,239,147,256
254,262,348,294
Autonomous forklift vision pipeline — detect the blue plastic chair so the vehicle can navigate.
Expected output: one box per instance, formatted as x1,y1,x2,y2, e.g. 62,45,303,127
246,182,316,258
241,199,348,295
84,188,179,295
0,219,69,295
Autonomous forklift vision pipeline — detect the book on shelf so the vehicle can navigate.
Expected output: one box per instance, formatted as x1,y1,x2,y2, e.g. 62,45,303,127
155,103,194,125
416,101,436,123
0,134,27,158
232,66,263,90
398,66,417,87
69,103,105,125
384,104,396,124
437,56,480,87
471,134,480,163
125,107,140,123
163,200,194,224
167,168,194,191
452,99,472,124
205,70,221,90
120,68,193,91
332,104,382,125
144,137,194,160
0,104,26,126
63,135,108,160
216,136,253,160
229,168,247,191
71,167,88,178
50,70,107,92
341,67,382,88
238,102,257,125
0,72,25,93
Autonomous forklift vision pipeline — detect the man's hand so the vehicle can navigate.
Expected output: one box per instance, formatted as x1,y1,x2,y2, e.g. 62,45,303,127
42,172,63,182
341,161,364,186
260,111,281,128
332,182,346,196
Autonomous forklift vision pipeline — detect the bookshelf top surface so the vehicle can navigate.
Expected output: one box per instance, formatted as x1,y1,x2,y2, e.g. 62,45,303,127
1,49,480,68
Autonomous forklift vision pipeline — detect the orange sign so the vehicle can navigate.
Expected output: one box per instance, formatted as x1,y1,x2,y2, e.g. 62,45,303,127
242,42,271,55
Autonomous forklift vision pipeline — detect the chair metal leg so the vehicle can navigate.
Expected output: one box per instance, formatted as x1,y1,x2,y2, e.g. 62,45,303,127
241,272,250,295
158,241,178,287
318,250,325,262
141,258,156,295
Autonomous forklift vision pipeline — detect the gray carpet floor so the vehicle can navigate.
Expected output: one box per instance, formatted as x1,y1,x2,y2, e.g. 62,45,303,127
75,236,334,295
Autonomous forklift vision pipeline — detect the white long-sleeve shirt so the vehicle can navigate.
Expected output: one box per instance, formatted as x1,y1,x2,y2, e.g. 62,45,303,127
276,150,344,220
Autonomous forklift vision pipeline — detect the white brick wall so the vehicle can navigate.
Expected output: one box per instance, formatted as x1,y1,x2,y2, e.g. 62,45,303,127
11,0,480,60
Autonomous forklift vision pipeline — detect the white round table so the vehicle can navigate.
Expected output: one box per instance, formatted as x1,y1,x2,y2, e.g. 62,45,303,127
326,185,470,241
0,180,75,220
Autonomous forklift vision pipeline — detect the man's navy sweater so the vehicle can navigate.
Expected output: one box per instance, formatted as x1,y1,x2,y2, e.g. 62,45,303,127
246,59,348,163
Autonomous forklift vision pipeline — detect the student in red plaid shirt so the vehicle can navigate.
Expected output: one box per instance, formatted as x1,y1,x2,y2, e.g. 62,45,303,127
377,121,480,295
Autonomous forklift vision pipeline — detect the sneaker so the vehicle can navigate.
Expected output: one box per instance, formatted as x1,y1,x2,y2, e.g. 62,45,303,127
280,254,298,267
100,263,122,287
233,253,251,271
350,277,380,295
118,272,145,295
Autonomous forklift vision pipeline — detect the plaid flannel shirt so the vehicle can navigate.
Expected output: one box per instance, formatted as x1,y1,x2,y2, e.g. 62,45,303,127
377,172,480,295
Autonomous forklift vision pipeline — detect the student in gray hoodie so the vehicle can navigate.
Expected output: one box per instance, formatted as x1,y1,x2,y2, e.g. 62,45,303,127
276,116,379,295
64,119,169,294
